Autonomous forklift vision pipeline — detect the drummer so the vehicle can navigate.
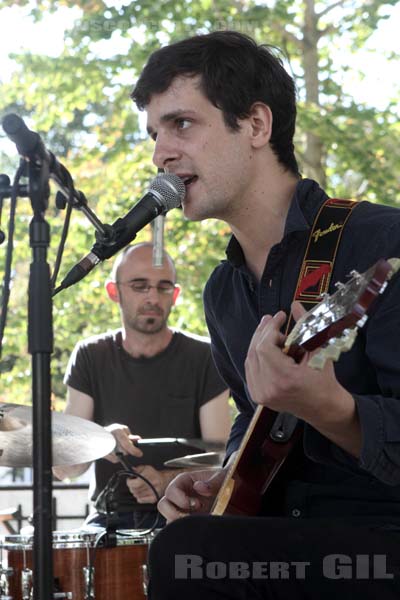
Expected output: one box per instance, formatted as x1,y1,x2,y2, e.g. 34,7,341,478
53,243,230,529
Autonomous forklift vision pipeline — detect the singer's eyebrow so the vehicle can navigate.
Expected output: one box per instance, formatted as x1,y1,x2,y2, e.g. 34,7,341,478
147,109,197,136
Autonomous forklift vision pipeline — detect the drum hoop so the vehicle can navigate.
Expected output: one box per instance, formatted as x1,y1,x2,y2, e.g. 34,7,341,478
0,531,98,550
0,529,158,550
0,534,33,550
114,529,159,547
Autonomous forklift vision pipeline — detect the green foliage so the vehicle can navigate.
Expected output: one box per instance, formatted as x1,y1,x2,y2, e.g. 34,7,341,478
0,0,399,405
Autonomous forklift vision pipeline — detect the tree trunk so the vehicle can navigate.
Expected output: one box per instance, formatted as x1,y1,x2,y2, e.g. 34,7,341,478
302,0,326,187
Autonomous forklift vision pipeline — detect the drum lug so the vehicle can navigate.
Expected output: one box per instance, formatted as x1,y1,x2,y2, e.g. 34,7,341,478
53,593,73,599
0,565,14,599
21,567,32,600
83,566,95,599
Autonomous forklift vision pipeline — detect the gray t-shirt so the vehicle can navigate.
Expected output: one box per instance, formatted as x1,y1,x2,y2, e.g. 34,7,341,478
65,329,227,508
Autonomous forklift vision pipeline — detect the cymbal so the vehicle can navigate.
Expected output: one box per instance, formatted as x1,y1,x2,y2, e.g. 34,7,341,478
0,403,116,467
164,451,224,468
182,439,226,452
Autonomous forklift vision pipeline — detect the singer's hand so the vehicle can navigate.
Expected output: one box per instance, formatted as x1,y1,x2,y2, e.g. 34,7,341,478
158,467,227,523
126,466,178,504
103,423,143,463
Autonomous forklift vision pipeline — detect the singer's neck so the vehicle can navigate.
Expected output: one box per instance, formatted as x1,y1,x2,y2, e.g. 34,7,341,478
121,327,173,359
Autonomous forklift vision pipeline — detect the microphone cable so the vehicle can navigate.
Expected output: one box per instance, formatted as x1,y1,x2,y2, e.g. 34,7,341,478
50,187,74,290
95,457,161,535
0,161,24,360
87,459,164,598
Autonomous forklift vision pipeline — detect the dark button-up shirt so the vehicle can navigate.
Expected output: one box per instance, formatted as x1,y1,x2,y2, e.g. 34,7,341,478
204,178,400,518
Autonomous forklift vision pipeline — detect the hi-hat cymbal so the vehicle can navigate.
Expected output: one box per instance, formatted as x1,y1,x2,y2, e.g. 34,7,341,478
164,451,224,468
184,439,226,452
0,403,116,467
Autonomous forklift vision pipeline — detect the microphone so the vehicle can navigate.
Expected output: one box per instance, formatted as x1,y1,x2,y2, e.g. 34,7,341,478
2,113,48,161
2,113,94,216
2,113,65,179
152,214,165,267
57,173,185,292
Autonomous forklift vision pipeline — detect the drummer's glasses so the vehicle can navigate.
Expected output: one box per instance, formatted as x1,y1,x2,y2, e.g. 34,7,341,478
116,278,176,295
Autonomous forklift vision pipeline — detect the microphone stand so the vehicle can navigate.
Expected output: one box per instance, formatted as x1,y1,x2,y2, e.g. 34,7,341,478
1,113,118,599
1,159,112,600
26,154,54,600
1,165,110,600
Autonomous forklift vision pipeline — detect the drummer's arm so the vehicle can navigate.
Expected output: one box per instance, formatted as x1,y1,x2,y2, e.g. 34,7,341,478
199,389,231,443
52,386,95,480
128,391,231,503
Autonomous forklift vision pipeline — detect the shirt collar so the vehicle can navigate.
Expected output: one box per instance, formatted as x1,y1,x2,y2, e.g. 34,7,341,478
225,178,328,267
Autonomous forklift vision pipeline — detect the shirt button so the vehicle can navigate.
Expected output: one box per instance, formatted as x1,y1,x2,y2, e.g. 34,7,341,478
291,508,301,517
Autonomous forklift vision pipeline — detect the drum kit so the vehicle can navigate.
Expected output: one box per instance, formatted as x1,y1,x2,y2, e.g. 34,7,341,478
0,529,153,600
0,403,223,599
0,404,116,467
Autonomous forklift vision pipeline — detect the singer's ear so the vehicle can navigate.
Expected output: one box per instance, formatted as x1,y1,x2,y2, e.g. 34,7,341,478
105,280,120,303
172,284,181,305
247,102,272,148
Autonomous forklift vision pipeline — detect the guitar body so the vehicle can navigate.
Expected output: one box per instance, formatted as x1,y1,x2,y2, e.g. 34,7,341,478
212,405,301,516
211,258,400,517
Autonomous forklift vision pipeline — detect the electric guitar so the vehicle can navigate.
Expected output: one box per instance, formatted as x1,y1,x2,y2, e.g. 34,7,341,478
212,257,400,517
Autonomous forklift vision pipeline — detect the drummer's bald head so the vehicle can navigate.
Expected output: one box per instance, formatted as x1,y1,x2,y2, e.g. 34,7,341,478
109,243,177,282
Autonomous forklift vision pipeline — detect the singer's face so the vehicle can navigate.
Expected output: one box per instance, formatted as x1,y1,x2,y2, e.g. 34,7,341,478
147,76,256,223
115,246,177,335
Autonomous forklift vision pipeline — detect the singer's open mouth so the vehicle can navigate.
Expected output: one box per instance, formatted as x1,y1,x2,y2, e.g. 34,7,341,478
183,175,198,188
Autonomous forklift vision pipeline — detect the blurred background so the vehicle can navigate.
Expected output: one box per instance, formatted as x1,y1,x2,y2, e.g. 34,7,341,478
0,0,398,531
0,0,399,407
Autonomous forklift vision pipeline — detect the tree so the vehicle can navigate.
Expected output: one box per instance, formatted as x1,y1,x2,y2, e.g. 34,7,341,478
0,0,399,403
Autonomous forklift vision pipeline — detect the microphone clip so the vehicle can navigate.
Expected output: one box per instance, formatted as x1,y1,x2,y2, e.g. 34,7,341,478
0,173,30,200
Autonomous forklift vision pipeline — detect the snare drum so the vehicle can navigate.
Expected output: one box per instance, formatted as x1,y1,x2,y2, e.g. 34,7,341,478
0,529,154,599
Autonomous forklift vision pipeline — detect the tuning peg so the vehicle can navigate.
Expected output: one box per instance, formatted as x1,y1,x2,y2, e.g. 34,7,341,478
340,328,357,351
388,258,400,277
309,328,358,370
308,345,340,370
308,350,329,370
325,343,342,361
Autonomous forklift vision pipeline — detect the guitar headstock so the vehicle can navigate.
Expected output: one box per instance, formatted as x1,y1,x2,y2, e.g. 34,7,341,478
285,257,400,370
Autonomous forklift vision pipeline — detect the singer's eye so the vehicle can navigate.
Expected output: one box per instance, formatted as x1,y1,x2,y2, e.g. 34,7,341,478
176,118,191,130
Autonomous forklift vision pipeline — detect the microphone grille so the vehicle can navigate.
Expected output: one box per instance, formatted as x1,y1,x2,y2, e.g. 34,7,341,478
2,113,21,135
149,173,186,210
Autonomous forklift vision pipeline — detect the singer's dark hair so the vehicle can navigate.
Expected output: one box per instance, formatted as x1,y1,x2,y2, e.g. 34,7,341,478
131,30,299,176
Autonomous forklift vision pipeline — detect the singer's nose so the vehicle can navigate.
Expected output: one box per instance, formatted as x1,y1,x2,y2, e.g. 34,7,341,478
152,133,180,170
